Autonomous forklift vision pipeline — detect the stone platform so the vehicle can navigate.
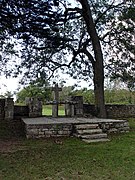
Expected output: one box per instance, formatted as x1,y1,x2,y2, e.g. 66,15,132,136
22,117,130,139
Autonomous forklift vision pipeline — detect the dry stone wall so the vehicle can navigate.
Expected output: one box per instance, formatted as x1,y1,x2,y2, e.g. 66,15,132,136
106,104,135,118
24,119,129,139
99,120,129,134
25,97,42,117
14,105,29,117
83,104,135,118
25,123,73,139
0,98,14,121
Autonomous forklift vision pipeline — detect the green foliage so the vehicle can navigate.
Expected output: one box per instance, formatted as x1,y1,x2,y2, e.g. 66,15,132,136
16,84,135,105
59,86,75,102
69,87,135,104
105,89,135,104
108,0,135,89
71,88,95,104
16,84,51,104
0,91,13,98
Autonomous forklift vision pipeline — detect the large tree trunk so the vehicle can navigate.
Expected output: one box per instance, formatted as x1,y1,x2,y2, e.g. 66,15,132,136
79,0,106,118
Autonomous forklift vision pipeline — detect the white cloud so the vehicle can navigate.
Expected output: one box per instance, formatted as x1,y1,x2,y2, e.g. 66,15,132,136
0,76,19,95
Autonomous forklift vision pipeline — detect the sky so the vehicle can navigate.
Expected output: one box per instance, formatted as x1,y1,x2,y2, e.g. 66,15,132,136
0,77,19,95
0,74,91,97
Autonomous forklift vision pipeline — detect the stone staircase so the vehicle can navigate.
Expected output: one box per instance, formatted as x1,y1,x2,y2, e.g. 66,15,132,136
74,123,110,143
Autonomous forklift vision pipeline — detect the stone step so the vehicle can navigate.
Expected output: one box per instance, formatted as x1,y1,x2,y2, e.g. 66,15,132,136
81,133,108,140
74,123,109,143
76,129,102,135
75,124,99,130
82,138,110,143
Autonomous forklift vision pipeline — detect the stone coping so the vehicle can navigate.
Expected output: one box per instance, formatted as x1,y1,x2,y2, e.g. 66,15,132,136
22,117,127,125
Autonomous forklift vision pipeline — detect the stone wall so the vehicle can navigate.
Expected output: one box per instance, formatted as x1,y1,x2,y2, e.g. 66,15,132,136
0,97,42,121
99,120,129,133
65,96,83,117
0,98,26,137
0,98,14,121
106,104,135,118
72,96,83,116
24,119,129,139
83,104,97,117
83,104,135,118
1,98,135,120
25,97,42,117
14,105,29,117
4,98,14,120
25,123,73,139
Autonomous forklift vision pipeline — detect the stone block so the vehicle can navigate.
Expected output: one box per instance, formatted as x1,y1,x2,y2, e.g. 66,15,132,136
105,124,110,129
45,131,53,135
39,131,45,135
119,127,130,131
63,124,72,130
123,122,129,127
38,135,45,138
82,133,107,139
45,135,51,138
115,123,121,128
58,130,64,135
26,97,42,117
108,128,118,133
28,129,39,135
60,130,70,135
42,128,49,131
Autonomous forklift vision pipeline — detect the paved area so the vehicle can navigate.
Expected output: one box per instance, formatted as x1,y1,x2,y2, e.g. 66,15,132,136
22,116,127,125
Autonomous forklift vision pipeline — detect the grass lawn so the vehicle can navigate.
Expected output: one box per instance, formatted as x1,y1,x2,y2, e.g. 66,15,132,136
42,105,65,116
0,119,135,179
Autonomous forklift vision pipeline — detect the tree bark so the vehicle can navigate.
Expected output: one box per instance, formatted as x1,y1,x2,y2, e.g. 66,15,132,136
79,0,106,118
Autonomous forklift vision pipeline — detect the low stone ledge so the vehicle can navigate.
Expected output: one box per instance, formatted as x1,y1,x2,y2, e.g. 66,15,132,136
99,120,130,134
23,118,130,139
25,123,73,139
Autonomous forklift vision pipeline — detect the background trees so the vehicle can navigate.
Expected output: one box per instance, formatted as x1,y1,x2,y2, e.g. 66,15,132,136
16,82,51,104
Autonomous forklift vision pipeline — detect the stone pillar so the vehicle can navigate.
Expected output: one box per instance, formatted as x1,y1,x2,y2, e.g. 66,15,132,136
65,97,75,117
4,98,14,120
51,83,62,117
26,97,42,117
52,101,58,117
73,96,83,116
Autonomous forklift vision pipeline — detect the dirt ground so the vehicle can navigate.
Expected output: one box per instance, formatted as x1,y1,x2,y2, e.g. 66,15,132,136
0,139,22,153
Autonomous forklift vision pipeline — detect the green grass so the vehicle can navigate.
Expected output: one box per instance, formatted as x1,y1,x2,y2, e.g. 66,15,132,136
42,105,65,116
1,119,135,179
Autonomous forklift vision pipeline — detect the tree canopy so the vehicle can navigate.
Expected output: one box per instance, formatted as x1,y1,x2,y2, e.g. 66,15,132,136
1,0,134,81
16,83,51,104
0,0,135,117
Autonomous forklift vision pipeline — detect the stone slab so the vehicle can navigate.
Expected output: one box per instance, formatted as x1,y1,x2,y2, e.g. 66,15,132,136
22,117,127,125
81,133,108,139
82,138,110,143
77,129,103,135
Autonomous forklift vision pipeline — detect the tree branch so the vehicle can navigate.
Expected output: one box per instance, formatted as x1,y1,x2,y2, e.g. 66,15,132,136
95,2,125,25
